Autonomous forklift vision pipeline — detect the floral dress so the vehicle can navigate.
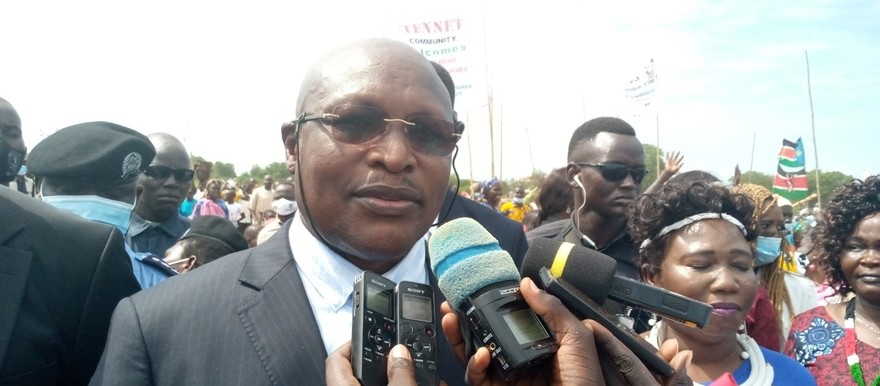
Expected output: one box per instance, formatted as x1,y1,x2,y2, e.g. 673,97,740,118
785,306,880,385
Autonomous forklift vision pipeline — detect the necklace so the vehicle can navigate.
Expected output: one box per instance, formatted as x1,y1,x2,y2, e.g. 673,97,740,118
648,321,773,386
856,311,880,336
845,300,880,386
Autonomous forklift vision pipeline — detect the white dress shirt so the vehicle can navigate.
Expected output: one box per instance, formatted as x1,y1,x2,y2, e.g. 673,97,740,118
288,211,430,355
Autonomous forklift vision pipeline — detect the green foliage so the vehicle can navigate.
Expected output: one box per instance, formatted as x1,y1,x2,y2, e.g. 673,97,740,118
212,161,237,180
237,162,293,185
807,170,855,207
642,144,666,188
732,171,775,189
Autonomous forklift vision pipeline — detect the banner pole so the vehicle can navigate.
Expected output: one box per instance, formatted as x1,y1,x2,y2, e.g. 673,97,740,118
806,50,821,205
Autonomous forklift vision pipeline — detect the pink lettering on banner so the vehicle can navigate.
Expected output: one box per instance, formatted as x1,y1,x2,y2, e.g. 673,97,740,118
401,19,463,34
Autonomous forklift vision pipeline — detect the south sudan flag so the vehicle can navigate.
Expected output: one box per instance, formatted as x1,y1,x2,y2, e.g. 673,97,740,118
772,138,809,201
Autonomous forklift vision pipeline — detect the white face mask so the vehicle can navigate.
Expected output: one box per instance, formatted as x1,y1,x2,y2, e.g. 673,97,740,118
513,197,525,205
42,195,134,235
271,197,297,216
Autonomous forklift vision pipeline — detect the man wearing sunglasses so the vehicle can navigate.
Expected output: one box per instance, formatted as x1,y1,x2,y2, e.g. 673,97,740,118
92,38,529,386
544,117,652,332
129,133,194,258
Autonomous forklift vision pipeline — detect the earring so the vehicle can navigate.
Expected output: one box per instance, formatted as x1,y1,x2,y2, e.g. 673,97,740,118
566,207,572,214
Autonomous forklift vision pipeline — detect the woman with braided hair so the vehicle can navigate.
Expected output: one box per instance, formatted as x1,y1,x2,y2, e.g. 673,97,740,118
786,175,880,385
733,183,819,351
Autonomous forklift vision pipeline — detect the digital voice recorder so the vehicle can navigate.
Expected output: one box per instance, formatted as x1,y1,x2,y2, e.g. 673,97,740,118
352,271,396,386
395,281,439,386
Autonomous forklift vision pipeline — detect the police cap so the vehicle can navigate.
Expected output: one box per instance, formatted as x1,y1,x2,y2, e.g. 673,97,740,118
29,121,155,185
180,215,249,253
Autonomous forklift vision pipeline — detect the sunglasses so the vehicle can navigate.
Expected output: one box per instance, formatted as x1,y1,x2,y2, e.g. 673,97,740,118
295,104,461,157
144,165,195,182
574,162,647,184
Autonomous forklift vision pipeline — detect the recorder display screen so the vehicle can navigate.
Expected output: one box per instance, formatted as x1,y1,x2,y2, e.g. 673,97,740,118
503,309,550,345
368,287,392,317
402,294,433,323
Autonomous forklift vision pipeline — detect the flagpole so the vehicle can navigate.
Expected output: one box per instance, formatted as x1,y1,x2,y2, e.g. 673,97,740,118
805,50,821,206
481,3,494,179
499,104,503,182
466,111,473,195
655,112,660,177
748,132,756,184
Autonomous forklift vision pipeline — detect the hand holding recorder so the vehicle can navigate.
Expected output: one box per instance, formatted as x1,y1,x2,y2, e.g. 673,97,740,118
440,277,693,386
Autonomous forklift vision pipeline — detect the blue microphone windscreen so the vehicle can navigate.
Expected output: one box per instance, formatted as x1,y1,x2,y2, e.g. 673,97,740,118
429,218,520,309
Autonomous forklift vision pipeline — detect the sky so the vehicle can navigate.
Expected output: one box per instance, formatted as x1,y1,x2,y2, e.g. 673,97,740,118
2,0,878,184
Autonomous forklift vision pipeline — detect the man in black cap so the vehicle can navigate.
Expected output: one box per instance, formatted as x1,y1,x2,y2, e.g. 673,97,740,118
1,101,141,385
128,133,194,257
163,215,249,273
28,121,178,289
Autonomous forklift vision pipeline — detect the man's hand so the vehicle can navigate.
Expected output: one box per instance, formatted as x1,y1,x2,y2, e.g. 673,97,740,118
441,278,692,385
325,342,447,386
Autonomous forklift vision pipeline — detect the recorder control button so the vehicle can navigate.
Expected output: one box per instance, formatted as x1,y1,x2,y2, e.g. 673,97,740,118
384,321,395,333
366,315,375,325
400,323,413,335
424,327,435,337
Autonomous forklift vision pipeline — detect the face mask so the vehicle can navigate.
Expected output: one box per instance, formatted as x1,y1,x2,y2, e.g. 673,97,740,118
271,197,297,216
513,197,525,205
42,195,134,235
0,137,25,183
755,236,783,266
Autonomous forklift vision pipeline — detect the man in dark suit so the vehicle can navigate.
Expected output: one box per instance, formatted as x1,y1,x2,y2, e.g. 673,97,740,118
0,184,141,385
91,38,525,386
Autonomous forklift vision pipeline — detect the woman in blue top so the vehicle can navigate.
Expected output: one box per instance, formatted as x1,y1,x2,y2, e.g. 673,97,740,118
629,181,815,385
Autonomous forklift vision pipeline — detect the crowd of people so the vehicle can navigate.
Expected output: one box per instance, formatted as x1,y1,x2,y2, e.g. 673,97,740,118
0,37,876,386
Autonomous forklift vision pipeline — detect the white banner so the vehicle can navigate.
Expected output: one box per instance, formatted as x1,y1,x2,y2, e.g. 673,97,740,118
387,11,488,109
623,59,657,107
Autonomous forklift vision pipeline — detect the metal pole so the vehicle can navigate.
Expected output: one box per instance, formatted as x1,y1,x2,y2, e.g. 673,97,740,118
806,50,821,205
748,132,756,184
655,113,660,177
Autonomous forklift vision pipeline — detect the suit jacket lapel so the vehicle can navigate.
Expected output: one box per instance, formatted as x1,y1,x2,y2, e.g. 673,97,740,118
235,220,327,385
0,221,32,371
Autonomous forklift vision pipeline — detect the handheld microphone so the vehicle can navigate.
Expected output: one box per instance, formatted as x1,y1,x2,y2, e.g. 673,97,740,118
522,238,712,329
429,218,557,381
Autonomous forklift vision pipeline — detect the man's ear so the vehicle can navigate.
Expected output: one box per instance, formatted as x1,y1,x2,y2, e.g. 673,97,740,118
640,263,658,286
286,152,296,175
566,163,580,187
179,256,198,274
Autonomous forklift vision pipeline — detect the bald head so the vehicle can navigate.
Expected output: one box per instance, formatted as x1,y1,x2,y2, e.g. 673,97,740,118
295,38,451,118
135,133,193,221
0,97,26,184
148,133,190,169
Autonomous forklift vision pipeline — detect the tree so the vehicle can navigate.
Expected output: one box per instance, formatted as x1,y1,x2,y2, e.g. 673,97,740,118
729,171,774,189
212,161,237,180
642,144,667,188
237,162,293,185
807,170,855,207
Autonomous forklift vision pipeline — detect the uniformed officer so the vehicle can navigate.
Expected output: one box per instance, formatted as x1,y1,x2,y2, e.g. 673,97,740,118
164,215,249,273
28,121,177,288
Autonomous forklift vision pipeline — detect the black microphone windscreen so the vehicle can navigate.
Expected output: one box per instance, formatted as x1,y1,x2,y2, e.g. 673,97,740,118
521,238,617,303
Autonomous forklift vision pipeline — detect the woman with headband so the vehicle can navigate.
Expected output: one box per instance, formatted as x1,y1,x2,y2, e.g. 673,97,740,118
786,176,880,385
630,182,814,385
